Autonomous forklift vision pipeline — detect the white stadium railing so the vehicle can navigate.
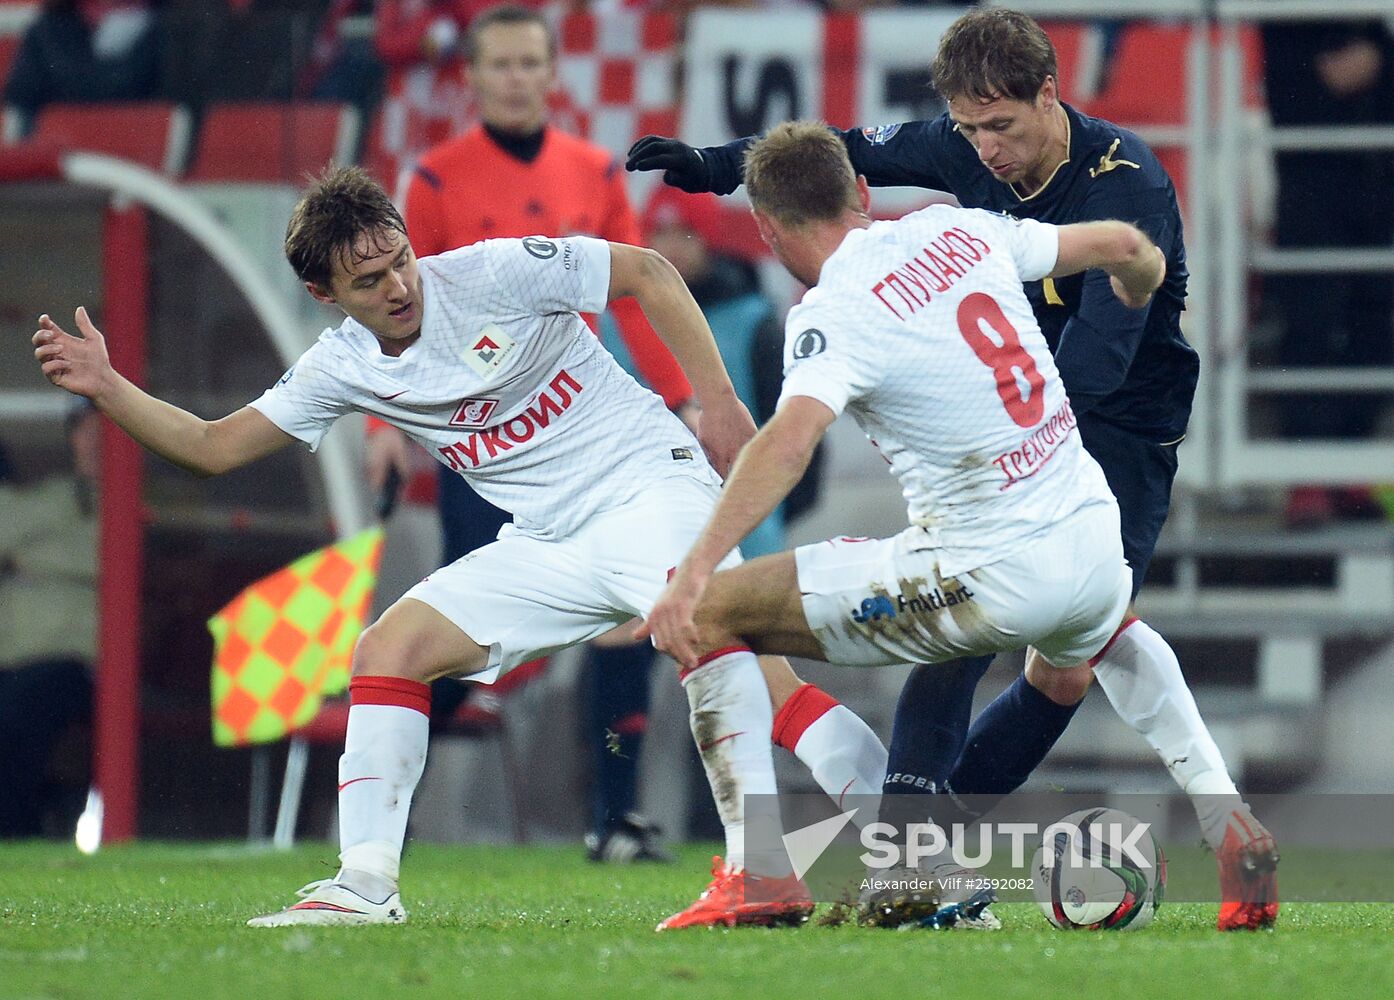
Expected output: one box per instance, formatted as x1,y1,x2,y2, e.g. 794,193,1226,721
1213,3,1394,487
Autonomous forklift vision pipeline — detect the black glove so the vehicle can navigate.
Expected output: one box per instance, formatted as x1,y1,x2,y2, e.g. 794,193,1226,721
625,135,712,193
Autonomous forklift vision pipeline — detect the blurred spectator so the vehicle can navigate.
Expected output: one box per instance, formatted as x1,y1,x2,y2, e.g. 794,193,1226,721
370,3,692,861
163,0,343,106
3,0,162,125
1262,20,1394,527
301,0,384,114
0,403,99,838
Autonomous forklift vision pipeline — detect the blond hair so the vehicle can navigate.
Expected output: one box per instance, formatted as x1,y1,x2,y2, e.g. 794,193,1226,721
744,121,859,227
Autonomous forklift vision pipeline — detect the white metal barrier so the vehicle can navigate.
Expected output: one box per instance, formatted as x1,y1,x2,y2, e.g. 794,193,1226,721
1213,3,1394,487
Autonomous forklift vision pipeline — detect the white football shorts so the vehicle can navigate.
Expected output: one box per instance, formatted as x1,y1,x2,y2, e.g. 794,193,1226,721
796,502,1131,669
402,475,741,682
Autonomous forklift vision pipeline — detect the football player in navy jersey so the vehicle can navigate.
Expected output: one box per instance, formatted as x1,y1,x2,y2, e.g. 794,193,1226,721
628,7,1277,931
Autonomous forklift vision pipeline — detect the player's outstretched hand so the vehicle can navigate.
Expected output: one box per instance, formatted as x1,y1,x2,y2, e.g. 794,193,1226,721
694,397,757,479
32,308,114,401
625,136,711,193
637,564,708,671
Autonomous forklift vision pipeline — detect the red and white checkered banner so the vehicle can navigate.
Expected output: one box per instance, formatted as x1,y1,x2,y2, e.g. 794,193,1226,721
556,11,678,161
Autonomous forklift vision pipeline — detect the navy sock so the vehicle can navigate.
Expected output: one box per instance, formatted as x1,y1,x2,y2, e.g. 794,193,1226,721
585,640,655,836
947,672,1082,798
877,655,993,830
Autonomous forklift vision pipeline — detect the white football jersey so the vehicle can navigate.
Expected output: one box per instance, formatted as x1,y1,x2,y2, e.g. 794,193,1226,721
251,235,718,540
779,205,1115,576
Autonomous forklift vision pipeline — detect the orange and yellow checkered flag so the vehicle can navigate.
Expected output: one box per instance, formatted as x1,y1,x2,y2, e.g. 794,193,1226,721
209,527,385,747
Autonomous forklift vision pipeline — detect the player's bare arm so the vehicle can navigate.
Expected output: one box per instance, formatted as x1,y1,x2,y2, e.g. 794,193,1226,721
607,242,755,476
641,395,833,668
33,308,295,476
1051,220,1166,310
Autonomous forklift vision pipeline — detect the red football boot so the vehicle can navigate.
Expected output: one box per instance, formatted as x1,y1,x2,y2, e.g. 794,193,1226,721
657,857,814,931
1216,808,1280,931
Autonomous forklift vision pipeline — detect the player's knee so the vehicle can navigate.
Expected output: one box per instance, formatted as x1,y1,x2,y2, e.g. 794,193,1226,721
352,621,430,682
1024,657,1091,706
689,592,744,655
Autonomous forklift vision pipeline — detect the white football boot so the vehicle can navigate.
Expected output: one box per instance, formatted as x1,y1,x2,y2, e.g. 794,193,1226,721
246,878,408,927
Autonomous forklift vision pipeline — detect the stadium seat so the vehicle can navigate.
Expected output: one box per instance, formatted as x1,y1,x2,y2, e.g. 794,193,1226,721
1079,24,1193,211
1039,21,1094,105
360,106,404,200
1077,24,1264,217
0,33,19,93
1081,23,1191,128
0,32,24,143
185,102,361,184
28,102,192,174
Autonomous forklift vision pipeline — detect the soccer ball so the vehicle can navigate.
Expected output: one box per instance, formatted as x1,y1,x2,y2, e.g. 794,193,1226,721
1030,807,1166,930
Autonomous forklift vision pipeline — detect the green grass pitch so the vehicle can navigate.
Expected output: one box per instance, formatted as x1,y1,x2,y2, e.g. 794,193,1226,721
3,841,1393,999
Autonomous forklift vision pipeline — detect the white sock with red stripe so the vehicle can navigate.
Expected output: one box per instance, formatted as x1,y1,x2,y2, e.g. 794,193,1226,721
335,676,431,895
681,646,787,876
772,683,886,825
1091,619,1242,850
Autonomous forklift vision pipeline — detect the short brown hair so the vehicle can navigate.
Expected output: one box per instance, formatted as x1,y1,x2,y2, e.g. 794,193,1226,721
744,121,859,227
465,4,556,64
284,166,407,289
931,8,1057,104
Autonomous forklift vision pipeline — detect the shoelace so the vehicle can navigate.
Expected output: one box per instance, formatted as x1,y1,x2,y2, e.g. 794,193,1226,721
1223,811,1277,858
697,856,739,899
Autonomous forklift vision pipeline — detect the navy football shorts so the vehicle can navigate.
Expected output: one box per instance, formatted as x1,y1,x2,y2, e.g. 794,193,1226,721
1075,412,1180,600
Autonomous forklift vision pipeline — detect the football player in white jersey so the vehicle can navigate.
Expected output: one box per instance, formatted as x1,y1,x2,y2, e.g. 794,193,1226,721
31,166,878,928
642,121,1167,926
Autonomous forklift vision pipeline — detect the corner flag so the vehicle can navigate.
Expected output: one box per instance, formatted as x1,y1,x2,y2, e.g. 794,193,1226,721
209,527,384,747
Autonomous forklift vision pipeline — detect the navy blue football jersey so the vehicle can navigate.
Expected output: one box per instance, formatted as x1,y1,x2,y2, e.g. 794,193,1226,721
703,105,1198,443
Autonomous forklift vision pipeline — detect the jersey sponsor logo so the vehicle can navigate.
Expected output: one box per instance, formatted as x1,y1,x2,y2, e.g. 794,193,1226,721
278,366,295,385
791,328,827,359
990,400,1077,489
436,370,582,472
1089,138,1142,179
870,227,993,320
449,396,500,429
671,447,694,461
522,236,558,259
861,123,902,145
851,595,897,623
373,389,408,401
851,586,976,624
464,323,517,377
